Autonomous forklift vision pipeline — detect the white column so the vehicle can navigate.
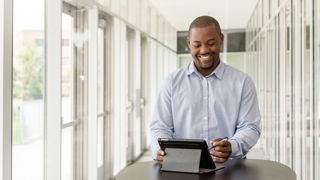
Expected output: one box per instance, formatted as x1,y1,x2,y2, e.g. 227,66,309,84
87,8,98,180
0,0,12,179
112,17,127,175
45,0,62,180
133,30,141,158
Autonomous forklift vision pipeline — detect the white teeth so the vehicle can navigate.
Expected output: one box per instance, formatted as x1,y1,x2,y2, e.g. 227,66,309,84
198,54,211,59
198,54,210,58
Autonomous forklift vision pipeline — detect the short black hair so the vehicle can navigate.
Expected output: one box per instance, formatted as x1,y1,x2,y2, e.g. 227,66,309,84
188,16,222,36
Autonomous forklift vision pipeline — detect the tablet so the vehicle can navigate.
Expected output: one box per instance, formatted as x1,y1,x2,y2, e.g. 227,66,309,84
158,138,216,169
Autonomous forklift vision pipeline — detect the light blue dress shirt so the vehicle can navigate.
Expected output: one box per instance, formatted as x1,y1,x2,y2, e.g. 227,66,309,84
150,61,261,160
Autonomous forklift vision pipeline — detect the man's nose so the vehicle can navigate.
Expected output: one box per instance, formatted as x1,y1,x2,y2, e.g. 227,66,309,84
200,45,210,54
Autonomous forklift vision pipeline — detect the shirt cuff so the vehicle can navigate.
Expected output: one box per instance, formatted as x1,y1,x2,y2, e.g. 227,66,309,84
229,139,242,159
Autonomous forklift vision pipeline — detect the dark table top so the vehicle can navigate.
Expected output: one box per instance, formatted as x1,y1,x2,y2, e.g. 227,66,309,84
115,159,296,180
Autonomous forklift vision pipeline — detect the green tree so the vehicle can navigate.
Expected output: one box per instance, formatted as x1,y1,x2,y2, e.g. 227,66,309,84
13,46,44,100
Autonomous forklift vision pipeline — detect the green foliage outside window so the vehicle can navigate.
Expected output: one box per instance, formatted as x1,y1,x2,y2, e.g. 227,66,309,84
13,46,44,100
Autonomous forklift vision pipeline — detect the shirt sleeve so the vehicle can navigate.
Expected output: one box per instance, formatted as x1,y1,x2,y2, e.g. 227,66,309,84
229,77,261,159
149,75,174,160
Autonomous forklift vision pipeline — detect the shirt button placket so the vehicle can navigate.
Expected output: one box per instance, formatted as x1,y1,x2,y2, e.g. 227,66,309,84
202,77,209,139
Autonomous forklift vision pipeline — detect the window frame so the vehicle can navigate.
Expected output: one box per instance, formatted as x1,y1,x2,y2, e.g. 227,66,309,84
0,0,13,179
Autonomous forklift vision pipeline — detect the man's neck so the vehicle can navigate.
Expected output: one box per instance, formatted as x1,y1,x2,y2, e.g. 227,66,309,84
197,60,220,77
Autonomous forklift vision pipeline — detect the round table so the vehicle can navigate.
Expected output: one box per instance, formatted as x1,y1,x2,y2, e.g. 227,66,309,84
115,159,296,180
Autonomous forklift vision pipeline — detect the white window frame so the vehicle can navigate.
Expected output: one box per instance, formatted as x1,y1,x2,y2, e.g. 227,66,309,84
45,0,62,180
0,0,13,180
87,8,99,180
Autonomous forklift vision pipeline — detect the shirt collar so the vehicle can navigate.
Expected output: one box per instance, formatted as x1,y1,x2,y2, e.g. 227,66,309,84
187,61,225,80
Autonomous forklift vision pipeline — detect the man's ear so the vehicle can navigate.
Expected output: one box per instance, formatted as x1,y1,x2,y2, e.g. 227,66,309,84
220,33,224,45
187,36,191,49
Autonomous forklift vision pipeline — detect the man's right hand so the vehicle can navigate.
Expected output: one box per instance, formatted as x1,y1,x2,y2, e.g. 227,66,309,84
156,149,166,163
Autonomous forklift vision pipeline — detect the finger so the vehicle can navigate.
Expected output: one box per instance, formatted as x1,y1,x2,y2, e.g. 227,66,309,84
209,138,223,145
213,157,227,163
157,149,166,162
157,155,164,161
211,150,230,158
213,146,231,153
212,140,230,147
157,149,166,156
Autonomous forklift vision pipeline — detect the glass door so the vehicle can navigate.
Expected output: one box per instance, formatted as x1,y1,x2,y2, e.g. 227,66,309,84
61,4,87,180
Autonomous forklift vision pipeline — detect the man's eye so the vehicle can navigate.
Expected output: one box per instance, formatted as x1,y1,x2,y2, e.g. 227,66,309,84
208,41,216,46
192,44,200,48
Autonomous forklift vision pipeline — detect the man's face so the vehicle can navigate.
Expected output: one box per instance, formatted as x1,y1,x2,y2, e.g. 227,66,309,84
188,25,224,75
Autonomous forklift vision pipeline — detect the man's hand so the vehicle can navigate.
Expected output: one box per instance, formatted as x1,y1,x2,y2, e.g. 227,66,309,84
156,149,166,164
209,138,232,163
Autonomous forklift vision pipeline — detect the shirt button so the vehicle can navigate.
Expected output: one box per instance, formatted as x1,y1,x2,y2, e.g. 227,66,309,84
204,117,207,120
203,97,207,100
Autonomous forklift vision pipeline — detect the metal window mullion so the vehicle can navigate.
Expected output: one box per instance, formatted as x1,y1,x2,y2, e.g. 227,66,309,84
45,0,62,180
0,0,13,179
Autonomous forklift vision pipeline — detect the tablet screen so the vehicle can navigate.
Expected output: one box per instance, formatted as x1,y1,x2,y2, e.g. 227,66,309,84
158,138,216,169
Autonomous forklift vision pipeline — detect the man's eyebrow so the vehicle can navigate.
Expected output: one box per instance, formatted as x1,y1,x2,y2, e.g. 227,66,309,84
207,38,217,42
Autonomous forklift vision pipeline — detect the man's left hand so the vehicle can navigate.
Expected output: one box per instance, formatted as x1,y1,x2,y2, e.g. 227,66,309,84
209,138,232,163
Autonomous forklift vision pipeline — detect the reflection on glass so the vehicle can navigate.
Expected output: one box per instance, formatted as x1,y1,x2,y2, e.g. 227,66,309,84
62,13,74,124
12,0,45,179
61,127,74,180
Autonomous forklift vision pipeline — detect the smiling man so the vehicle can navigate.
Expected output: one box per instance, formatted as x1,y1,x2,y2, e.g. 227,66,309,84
150,16,261,164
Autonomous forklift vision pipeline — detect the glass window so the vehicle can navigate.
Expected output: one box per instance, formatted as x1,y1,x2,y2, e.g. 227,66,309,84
12,0,45,179
177,31,189,54
227,32,246,52
61,10,75,180
61,13,74,125
61,127,74,180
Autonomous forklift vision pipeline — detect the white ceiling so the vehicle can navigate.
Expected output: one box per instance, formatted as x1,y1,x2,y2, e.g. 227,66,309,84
148,0,259,31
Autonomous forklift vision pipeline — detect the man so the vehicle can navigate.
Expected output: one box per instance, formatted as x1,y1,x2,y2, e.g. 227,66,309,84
150,16,261,164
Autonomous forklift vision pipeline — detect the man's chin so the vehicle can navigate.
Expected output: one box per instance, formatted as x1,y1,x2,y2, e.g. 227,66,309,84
199,62,214,69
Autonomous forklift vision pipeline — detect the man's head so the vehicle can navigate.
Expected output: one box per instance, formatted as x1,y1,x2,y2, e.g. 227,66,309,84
187,16,224,76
